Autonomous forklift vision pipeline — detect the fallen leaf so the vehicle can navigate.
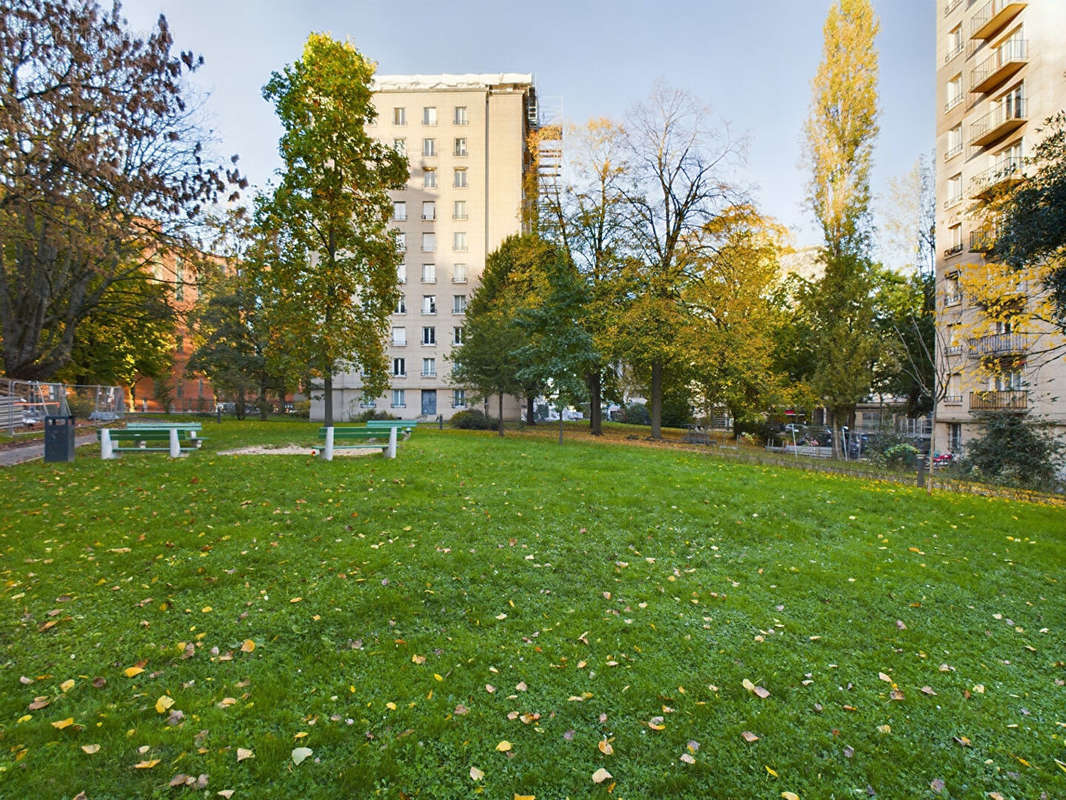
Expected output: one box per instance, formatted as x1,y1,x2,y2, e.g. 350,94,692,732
592,768,612,784
81,744,100,754
60,679,75,692
51,717,75,730
155,695,175,714
240,639,255,653
598,739,614,755
781,793,800,800
741,731,759,742
27,697,49,711
291,747,312,765
648,716,665,730
411,654,426,664
170,774,191,788
236,748,253,762
878,672,891,683
930,778,945,793
92,677,107,688
469,766,484,781
877,724,892,734
921,686,937,696
680,753,695,764
766,765,779,777
133,759,160,769
495,740,512,752
217,792,234,799
124,667,145,678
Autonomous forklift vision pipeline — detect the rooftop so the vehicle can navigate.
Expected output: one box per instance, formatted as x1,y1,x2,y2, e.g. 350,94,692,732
372,73,534,92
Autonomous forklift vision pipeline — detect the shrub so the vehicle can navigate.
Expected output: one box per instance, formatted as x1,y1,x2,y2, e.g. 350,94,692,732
623,402,650,426
660,393,692,429
66,394,95,419
956,411,1065,491
881,443,921,469
734,418,774,442
450,409,497,430
353,409,396,423
292,400,311,418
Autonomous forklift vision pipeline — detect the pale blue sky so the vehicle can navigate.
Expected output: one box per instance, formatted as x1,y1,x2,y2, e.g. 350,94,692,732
121,0,933,259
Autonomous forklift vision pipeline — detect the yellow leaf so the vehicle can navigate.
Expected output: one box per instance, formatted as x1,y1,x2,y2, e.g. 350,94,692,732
201,606,212,613
742,678,756,692
290,597,302,603
878,672,891,683
765,765,779,778
495,740,512,752
240,639,255,653
1055,758,1066,773
433,673,443,682
385,702,397,710
294,731,308,739
877,724,892,734
17,714,32,724
592,768,612,784
134,759,160,769
469,765,484,781
217,792,235,799
514,795,535,800
598,739,613,755
782,793,800,800
124,667,145,678
60,679,75,692
51,717,75,730
236,747,254,762
81,744,101,754
155,695,175,714
411,654,425,664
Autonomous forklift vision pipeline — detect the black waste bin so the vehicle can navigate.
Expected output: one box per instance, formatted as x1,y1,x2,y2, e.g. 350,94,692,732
44,415,76,463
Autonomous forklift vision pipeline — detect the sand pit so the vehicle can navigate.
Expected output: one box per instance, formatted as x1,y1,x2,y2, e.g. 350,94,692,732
218,444,380,457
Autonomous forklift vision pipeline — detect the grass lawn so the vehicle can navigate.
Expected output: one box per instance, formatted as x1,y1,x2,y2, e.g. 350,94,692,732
1,421,1064,799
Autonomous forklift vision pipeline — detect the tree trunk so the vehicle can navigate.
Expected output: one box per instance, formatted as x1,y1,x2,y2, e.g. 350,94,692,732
526,395,535,425
258,379,268,420
558,402,564,444
497,392,505,437
830,410,842,459
650,360,663,439
926,401,938,494
324,374,334,427
236,387,246,421
589,371,603,435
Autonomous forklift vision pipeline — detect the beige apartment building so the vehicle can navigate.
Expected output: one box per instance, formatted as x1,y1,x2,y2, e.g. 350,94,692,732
935,0,1066,455
311,73,536,421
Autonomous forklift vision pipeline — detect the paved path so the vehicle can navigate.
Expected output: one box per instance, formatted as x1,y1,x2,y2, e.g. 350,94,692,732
0,434,97,467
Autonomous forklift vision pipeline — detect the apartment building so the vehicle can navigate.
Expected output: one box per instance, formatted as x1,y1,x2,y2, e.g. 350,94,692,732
313,73,536,421
935,0,1066,454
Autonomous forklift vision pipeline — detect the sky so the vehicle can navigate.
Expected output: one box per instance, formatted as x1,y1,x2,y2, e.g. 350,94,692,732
120,0,934,263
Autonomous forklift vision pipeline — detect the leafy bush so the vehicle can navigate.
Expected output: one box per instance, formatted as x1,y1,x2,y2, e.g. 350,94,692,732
660,393,692,429
450,409,497,430
956,411,1065,491
881,443,921,469
353,409,396,422
734,418,774,442
623,402,650,426
292,400,311,418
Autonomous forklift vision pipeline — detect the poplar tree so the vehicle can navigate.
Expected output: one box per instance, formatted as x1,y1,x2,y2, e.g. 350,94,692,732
804,0,881,457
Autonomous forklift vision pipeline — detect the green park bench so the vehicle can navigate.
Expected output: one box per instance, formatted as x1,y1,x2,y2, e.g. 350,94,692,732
97,426,204,459
315,426,398,461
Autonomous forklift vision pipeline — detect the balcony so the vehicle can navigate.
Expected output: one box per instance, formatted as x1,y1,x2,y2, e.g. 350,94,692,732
968,332,1029,357
970,40,1028,94
969,389,1027,411
970,99,1026,147
944,242,965,258
942,394,964,405
970,1,1026,40
945,0,963,14
945,292,963,307
969,159,1023,198
970,228,995,253
946,344,964,356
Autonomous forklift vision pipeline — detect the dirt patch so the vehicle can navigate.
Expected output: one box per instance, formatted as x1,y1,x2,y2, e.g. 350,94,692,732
218,444,380,457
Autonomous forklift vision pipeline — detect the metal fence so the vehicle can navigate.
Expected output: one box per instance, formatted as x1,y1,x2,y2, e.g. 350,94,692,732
1,378,125,435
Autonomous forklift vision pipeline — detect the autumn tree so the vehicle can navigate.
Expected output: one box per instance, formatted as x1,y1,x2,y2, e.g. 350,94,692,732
258,34,407,425
681,206,789,430
0,0,240,380
617,86,743,439
804,0,881,456
534,119,630,435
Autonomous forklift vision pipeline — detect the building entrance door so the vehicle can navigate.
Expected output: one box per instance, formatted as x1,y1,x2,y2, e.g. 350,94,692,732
421,389,437,417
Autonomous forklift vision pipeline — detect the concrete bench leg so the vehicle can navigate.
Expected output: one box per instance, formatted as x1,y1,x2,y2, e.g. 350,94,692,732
387,426,397,459
321,426,334,461
169,428,182,458
100,429,117,460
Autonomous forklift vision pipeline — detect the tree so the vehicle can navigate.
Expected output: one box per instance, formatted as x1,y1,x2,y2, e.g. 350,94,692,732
804,0,881,456
450,235,551,436
534,119,630,435
258,34,407,425
0,0,239,380
681,206,789,432
991,111,1066,333
617,86,742,439
514,245,599,444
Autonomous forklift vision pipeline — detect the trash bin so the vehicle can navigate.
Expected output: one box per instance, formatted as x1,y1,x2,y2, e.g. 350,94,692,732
44,415,76,463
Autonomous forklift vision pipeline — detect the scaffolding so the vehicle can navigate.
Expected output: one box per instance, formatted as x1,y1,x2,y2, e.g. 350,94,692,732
524,92,565,232
1,378,125,435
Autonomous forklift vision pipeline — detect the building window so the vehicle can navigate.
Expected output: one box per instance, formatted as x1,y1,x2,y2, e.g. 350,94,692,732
421,233,436,252
422,200,436,221
422,295,436,314
421,263,436,283
360,394,377,409
452,389,466,408
454,137,468,156
395,296,407,314
392,357,406,377
948,422,962,452
453,200,467,220
423,106,437,126
453,263,467,283
1001,82,1024,120
422,326,436,345
992,369,1023,391
198,378,204,398
453,294,467,314
397,263,407,285
453,326,464,345
944,273,962,306
946,74,962,111
454,106,468,125
392,389,406,408
393,138,406,155
996,140,1023,173
945,25,963,62
393,107,406,125
422,358,436,377
946,173,962,207
392,327,407,346
454,168,468,188
396,232,406,252
946,124,962,159
393,201,407,221
423,168,437,189
422,138,436,157
453,232,467,252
